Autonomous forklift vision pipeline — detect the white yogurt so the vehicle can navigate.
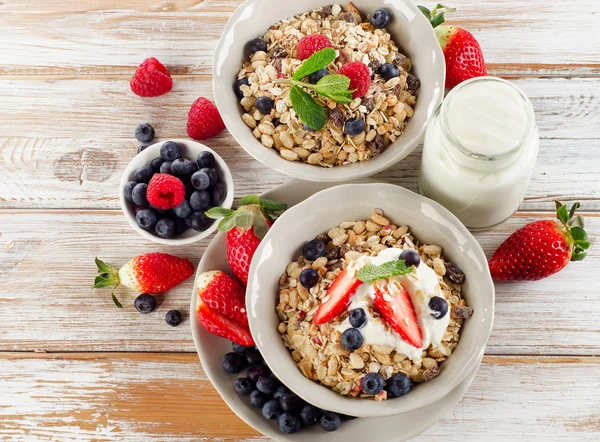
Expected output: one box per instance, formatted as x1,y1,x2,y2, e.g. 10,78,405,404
419,77,539,230
337,248,449,361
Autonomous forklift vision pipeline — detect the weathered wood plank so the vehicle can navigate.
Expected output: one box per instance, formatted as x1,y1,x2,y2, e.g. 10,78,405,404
1,353,598,441
0,211,598,353
0,0,598,76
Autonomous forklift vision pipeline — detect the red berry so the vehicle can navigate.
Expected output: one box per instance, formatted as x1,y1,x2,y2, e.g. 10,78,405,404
338,62,371,98
297,34,332,60
130,57,173,97
187,97,225,140
146,173,185,210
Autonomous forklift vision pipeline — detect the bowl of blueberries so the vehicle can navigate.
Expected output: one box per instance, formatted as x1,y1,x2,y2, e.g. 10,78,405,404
120,136,234,245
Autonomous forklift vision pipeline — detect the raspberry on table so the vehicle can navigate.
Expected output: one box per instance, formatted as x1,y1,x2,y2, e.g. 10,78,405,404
146,173,185,210
187,97,225,140
297,34,332,60
338,61,371,98
130,57,173,98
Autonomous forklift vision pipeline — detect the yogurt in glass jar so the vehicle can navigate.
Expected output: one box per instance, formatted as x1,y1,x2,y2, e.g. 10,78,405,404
419,77,539,230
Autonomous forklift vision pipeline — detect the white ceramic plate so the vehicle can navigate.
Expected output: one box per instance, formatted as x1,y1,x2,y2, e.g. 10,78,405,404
190,179,483,441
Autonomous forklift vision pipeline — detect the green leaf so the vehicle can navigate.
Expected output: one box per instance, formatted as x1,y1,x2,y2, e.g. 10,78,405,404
233,213,253,228
568,202,581,220
571,251,588,262
93,275,114,289
205,207,235,219
238,195,262,207
556,204,569,225
575,240,591,250
261,199,287,212
313,74,351,95
111,293,123,309
95,257,112,274
430,12,446,28
570,226,588,242
417,5,431,19
217,215,237,232
571,214,585,229
357,260,414,283
292,48,336,81
318,90,354,104
289,85,327,131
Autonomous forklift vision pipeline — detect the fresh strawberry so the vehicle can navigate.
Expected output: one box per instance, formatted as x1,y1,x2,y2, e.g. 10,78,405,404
197,298,255,346
489,202,590,281
419,5,486,89
373,280,423,348
130,57,173,97
338,61,371,99
297,34,332,60
205,195,287,285
313,269,363,325
196,270,248,326
146,173,185,210
94,253,194,307
187,97,225,140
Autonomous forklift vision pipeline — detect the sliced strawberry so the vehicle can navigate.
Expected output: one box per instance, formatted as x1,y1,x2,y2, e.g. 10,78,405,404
196,298,255,346
313,269,362,325
197,270,248,326
373,281,423,348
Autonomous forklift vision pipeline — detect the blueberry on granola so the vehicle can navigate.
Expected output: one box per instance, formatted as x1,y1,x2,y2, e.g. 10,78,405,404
255,96,274,114
341,328,363,350
361,373,385,395
299,268,319,289
349,308,367,328
234,78,250,100
379,62,400,80
429,296,449,319
344,117,365,136
387,373,411,397
400,249,420,267
247,37,267,54
303,239,327,261
307,68,329,84
370,8,392,29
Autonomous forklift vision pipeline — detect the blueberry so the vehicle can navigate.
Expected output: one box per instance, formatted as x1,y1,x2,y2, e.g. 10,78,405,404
171,216,187,235
234,78,250,100
277,413,302,434
379,62,400,81
303,122,315,132
255,96,274,115
197,150,215,169
137,143,150,154
341,328,363,351
200,167,219,186
155,218,177,238
256,377,277,395
123,181,137,203
262,399,282,420
133,165,154,184
165,309,182,327
299,268,319,289
429,296,449,319
149,204,169,215
268,372,280,383
349,308,367,328
159,161,173,174
232,342,251,353
160,141,181,161
210,183,227,206
134,123,155,143
173,200,192,219
150,157,165,172
387,373,411,398
344,117,365,135
233,377,255,396
171,157,198,177
187,211,213,232
131,183,148,206
222,352,246,374
307,68,329,84
399,249,420,267
339,413,357,421
279,393,302,414
135,208,158,231
362,373,384,395
190,190,211,211
273,385,290,400
247,365,269,383
370,8,392,29
303,239,327,261
249,390,269,408
319,412,341,432
244,347,264,366
134,294,156,314
247,37,267,54
299,405,321,427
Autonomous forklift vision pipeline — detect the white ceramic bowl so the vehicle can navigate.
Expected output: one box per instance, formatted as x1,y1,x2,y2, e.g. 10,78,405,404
119,139,234,245
213,0,445,182
247,183,494,418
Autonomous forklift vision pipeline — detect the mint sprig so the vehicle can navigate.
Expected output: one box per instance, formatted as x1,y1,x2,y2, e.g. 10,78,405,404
357,260,414,283
292,48,336,81
289,85,327,130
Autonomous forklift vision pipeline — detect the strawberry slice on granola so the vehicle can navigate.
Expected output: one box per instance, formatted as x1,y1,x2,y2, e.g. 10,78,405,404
313,269,362,324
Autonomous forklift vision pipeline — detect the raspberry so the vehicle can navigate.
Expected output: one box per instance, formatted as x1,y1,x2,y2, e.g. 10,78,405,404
146,173,185,210
297,34,332,60
130,58,173,97
338,61,371,99
187,97,225,140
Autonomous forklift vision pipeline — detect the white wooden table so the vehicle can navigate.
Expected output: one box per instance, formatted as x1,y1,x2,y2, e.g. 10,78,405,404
1,1,599,440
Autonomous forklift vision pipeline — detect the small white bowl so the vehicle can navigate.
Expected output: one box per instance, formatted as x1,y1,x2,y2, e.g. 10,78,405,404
119,139,234,245
213,0,445,182
247,183,494,418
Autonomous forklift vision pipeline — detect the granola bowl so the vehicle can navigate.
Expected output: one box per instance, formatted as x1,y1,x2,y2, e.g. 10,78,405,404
214,0,445,182
246,183,494,417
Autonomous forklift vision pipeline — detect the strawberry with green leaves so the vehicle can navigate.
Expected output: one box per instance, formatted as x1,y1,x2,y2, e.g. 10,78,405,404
206,195,287,285
489,201,590,281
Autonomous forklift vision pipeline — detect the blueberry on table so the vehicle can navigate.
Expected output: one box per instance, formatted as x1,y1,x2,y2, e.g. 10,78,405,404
233,377,255,396
165,309,182,327
249,389,269,408
197,150,215,169
134,294,156,314
379,62,400,81
256,377,277,395
247,365,270,383
133,165,154,184
189,190,211,211
307,68,329,84
150,157,165,172
191,170,210,190
136,208,158,231
187,211,213,232
370,8,392,29
341,328,363,350
344,117,365,135
319,411,341,432
123,181,137,203
134,122,155,143
155,218,177,238
159,161,173,174
244,347,264,365
173,200,192,219
137,143,150,154
429,296,449,319
247,37,267,54
299,405,321,427
273,385,290,400
131,183,149,206
221,352,246,374
362,373,385,395
255,96,274,114
171,157,198,177
160,141,181,161
387,373,411,398
279,393,302,414
262,399,282,420
234,78,250,100
200,167,219,186
277,413,302,434
232,342,251,353
399,249,420,268
299,268,319,289
210,183,227,206
303,239,327,261
349,308,367,328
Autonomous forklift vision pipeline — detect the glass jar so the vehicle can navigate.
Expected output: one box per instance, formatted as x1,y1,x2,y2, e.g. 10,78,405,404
419,77,539,230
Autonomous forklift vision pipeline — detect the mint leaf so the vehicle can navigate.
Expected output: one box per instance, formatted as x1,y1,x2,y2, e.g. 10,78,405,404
319,90,354,104
292,48,336,81
289,85,326,130
357,260,414,283
314,74,351,94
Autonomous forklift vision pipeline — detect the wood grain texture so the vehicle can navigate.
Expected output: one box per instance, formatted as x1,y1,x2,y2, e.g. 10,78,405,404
1,353,599,441
0,211,598,354
0,0,599,76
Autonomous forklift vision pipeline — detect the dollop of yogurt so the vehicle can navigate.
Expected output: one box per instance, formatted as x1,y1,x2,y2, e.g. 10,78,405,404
337,248,450,361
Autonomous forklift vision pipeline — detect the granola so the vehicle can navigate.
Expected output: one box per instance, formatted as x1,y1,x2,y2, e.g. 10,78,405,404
276,209,472,400
236,3,419,167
